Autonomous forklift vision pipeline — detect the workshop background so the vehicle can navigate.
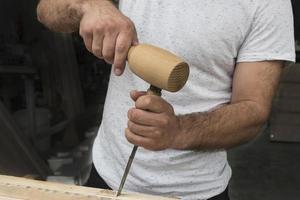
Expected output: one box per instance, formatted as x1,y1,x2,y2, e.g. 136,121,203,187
0,0,299,200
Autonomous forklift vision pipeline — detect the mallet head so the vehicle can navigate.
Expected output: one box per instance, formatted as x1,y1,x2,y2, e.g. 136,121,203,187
128,44,189,92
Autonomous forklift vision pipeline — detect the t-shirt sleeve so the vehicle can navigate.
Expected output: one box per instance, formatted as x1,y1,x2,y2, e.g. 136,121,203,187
237,0,295,63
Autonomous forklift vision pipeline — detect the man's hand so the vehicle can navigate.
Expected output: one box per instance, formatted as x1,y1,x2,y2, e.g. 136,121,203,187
125,91,181,151
80,1,138,76
37,0,138,75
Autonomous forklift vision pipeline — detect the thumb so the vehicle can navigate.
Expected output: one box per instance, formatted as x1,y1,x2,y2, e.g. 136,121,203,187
130,90,146,101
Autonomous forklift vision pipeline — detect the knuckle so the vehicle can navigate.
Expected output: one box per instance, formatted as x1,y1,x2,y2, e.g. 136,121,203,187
92,46,102,54
125,129,133,142
154,130,162,137
131,110,139,121
102,52,114,62
92,48,102,58
102,50,109,57
95,23,105,32
143,96,153,106
149,126,157,133
128,109,138,121
79,26,92,37
104,20,117,32
122,20,134,31
135,137,143,144
160,117,169,126
116,43,128,54
127,121,133,130
127,109,133,119
127,120,130,128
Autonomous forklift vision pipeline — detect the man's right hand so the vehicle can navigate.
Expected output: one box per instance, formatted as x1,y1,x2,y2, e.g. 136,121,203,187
80,1,138,76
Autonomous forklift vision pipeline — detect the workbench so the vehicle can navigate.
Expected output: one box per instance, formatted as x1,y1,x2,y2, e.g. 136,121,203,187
0,175,177,200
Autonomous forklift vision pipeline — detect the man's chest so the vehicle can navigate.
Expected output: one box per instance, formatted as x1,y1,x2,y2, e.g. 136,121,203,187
120,0,255,68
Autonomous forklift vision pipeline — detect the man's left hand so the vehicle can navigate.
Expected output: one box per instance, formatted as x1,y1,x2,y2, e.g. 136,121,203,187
125,90,181,151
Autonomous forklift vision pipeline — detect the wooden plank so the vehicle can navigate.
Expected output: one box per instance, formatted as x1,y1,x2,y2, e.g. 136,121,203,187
0,175,178,200
0,197,22,200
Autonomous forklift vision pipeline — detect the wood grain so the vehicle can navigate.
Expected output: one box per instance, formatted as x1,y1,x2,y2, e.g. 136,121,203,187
0,175,178,200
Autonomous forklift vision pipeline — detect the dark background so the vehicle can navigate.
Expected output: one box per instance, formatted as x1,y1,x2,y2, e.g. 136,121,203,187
292,0,300,40
0,1,299,200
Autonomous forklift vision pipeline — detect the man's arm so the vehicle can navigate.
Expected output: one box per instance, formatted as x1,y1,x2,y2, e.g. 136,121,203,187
37,0,90,33
126,61,283,150
37,0,138,75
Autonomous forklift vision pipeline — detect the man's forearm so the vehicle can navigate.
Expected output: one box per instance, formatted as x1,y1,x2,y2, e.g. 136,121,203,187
37,0,113,32
174,100,269,150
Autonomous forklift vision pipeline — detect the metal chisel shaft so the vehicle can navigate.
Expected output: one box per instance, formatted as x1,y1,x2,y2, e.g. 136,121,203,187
116,145,138,196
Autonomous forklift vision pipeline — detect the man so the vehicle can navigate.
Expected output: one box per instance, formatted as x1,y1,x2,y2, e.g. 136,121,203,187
37,0,295,199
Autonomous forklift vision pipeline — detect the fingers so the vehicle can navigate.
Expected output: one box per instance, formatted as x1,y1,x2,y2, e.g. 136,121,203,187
128,108,161,126
102,32,118,64
113,32,132,76
127,120,158,138
79,20,94,53
130,90,147,101
135,95,174,114
81,31,93,53
79,5,138,76
125,128,156,150
91,28,104,58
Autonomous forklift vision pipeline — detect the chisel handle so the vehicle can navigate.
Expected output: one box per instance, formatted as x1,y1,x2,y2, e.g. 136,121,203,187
147,85,162,96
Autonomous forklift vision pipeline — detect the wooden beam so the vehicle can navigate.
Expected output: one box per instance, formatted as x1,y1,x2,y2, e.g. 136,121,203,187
0,175,178,200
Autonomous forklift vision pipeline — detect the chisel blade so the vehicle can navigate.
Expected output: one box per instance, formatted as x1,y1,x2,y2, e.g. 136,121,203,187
116,145,138,196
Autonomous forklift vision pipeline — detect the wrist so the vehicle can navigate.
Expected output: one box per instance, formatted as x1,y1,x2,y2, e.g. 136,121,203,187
81,0,115,16
171,115,187,150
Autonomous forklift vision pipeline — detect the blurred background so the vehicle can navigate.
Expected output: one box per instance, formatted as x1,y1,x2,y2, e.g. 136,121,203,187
0,0,299,200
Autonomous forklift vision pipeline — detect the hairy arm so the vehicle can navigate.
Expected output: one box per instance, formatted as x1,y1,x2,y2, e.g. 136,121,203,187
37,0,138,75
174,61,282,150
127,61,283,151
37,0,101,32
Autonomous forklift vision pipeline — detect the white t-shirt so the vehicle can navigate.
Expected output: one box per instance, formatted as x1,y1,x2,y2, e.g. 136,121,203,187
93,0,295,199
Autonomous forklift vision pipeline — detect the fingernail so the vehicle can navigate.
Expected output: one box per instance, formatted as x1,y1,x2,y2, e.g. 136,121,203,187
114,68,122,76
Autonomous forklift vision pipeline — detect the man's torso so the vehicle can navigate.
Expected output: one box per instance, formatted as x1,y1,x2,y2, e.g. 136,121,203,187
94,1,263,199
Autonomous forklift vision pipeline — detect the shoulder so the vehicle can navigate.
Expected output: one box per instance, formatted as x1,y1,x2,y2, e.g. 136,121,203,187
252,0,293,14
